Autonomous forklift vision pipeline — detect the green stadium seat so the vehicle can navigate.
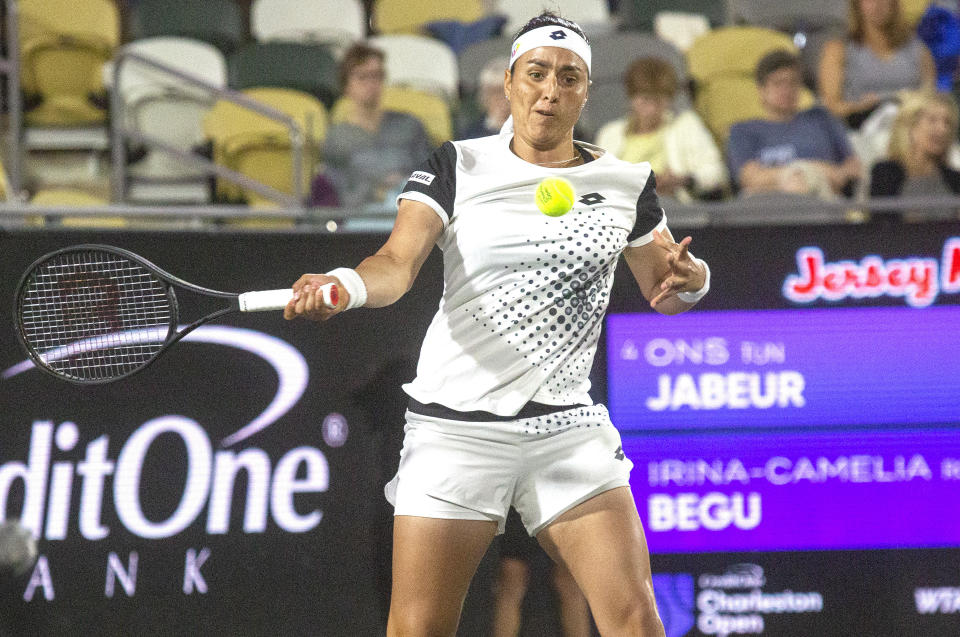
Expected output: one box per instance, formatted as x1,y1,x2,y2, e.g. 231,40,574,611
129,0,246,55
229,42,340,109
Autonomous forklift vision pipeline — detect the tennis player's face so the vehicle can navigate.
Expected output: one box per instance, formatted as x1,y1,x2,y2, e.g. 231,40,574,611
506,47,589,148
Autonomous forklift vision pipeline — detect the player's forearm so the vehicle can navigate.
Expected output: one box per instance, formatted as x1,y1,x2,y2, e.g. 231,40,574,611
354,252,421,308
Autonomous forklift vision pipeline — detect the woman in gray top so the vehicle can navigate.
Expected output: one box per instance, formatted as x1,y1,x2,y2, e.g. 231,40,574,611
819,0,935,128
323,43,434,209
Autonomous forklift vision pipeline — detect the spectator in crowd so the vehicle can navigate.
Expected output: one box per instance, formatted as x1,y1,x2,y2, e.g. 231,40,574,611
727,50,862,199
819,0,935,129
870,91,960,220
460,58,512,139
492,509,592,637
595,57,727,202
323,43,434,209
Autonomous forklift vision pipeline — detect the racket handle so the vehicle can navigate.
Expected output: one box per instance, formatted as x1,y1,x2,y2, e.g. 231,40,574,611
238,284,338,312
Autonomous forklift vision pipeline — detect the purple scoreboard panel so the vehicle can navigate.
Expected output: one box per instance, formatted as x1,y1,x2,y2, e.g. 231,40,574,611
607,307,960,554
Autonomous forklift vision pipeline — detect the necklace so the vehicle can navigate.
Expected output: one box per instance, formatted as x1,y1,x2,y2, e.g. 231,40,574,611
509,139,585,167
536,154,582,167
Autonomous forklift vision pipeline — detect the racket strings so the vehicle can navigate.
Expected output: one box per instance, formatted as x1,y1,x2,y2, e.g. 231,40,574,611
19,250,173,380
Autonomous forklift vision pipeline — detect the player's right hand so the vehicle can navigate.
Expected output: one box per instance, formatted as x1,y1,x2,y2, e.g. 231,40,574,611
284,274,347,321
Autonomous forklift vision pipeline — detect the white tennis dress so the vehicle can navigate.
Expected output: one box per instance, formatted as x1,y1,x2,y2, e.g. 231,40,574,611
399,131,668,417
387,131,671,533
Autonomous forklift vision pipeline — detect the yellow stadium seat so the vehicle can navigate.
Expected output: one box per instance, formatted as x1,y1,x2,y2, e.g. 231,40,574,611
204,87,327,207
901,0,933,28
686,27,811,145
687,26,798,84
330,89,452,147
30,188,122,227
695,76,816,144
19,0,120,126
380,87,453,146
373,0,485,34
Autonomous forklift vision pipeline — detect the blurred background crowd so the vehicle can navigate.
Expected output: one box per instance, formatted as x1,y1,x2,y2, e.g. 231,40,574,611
4,0,960,225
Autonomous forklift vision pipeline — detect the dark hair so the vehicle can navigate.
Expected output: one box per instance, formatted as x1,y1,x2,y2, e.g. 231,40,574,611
338,43,385,91
509,10,589,72
624,57,678,98
754,49,801,85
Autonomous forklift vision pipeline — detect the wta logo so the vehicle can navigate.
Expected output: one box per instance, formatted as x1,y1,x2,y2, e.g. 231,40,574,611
0,326,341,541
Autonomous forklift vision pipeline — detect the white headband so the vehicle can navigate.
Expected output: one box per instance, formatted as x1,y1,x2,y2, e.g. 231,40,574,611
509,25,591,76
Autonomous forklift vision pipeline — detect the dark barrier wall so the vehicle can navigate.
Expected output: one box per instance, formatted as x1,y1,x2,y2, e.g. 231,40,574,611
1,224,959,636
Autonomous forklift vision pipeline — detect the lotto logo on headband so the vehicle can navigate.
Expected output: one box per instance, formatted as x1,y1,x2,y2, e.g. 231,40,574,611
509,25,592,74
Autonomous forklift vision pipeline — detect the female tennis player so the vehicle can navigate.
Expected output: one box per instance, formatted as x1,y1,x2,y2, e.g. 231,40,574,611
285,12,708,637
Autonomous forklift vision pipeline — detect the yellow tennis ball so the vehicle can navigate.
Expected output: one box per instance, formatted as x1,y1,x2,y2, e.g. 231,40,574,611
535,177,575,217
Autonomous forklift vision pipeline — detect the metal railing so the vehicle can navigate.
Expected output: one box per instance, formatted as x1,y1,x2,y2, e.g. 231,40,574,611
3,194,960,233
2,0,24,197
109,50,309,207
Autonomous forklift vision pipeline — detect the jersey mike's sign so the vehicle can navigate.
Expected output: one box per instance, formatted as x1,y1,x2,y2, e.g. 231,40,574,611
782,237,960,307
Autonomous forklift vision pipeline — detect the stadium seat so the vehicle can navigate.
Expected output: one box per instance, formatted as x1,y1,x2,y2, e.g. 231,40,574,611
368,35,459,102
726,0,847,31
687,26,798,83
230,42,340,109
694,74,815,144
654,12,712,53
618,0,728,32
250,0,366,50
19,0,120,127
31,188,122,227
339,87,452,146
496,0,614,37
372,0,485,34
114,37,228,203
128,0,245,55
580,34,689,140
902,0,933,28
590,32,686,86
204,87,327,206
579,82,630,142
458,36,512,96
687,27,810,143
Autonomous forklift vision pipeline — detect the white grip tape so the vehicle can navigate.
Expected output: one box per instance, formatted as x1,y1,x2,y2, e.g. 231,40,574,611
677,258,710,304
239,284,335,312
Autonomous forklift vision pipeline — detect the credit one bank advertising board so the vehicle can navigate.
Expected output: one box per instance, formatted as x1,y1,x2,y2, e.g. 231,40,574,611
0,232,426,635
608,236,960,555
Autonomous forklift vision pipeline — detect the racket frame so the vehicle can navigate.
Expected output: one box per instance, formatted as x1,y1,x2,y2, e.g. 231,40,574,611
14,244,256,384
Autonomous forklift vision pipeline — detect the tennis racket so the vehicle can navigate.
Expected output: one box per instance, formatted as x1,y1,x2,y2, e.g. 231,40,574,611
13,244,337,384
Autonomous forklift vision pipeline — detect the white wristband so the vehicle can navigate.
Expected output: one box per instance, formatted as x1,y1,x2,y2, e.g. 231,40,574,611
326,267,368,310
677,258,710,304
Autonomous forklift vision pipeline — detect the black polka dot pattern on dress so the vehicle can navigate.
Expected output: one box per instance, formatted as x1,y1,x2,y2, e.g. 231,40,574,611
519,405,611,435
464,208,628,403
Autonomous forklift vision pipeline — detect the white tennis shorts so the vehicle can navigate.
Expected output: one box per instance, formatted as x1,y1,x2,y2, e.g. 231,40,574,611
384,404,633,536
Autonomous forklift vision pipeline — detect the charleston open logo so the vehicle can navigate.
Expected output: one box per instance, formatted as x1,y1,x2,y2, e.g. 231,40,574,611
0,326,344,601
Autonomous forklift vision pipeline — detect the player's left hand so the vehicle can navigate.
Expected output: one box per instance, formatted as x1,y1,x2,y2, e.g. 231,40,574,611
650,229,706,308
